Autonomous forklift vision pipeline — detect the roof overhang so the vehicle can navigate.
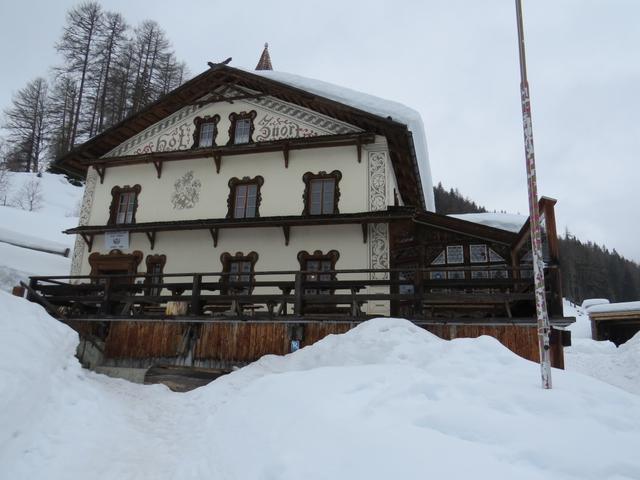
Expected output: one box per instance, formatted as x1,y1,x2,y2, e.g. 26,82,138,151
54,64,426,208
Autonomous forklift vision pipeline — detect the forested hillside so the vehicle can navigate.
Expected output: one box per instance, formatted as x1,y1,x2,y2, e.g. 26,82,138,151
0,2,187,173
433,182,640,303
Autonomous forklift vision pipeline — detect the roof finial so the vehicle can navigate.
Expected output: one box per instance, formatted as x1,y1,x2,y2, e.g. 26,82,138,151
255,43,273,71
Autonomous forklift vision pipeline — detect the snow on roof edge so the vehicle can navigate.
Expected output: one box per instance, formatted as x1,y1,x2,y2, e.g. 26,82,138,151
586,301,640,314
249,69,435,211
448,213,528,233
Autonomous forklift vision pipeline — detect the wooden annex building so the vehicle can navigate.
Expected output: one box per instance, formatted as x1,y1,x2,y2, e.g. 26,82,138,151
24,46,573,386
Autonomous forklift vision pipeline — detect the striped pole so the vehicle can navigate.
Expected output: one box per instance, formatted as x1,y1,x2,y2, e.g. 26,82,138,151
515,0,552,389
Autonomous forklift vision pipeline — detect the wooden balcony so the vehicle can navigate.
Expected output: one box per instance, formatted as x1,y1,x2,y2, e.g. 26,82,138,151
25,266,571,327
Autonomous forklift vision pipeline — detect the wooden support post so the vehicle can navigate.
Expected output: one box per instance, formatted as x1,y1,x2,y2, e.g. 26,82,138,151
191,274,202,315
282,225,290,246
294,272,303,315
100,278,111,315
145,231,156,250
209,228,219,247
414,269,424,317
213,153,222,173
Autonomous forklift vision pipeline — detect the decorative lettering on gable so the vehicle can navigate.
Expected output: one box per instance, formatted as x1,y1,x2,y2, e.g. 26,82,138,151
255,115,319,141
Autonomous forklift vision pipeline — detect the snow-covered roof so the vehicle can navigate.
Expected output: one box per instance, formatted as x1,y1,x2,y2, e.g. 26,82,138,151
448,213,527,233
252,70,435,211
581,298,610,309
587,301,640,314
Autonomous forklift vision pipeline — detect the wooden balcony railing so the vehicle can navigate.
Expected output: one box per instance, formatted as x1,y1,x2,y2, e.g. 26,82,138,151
24,265,565,324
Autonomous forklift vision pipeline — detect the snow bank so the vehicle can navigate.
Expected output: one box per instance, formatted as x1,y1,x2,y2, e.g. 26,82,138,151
448,212,528,233
563,300,640,395
2,292,640,479
0,172,81,291
251,69,435,211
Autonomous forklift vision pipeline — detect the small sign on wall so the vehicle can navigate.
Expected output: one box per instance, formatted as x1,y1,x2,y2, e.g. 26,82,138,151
105,231,130,250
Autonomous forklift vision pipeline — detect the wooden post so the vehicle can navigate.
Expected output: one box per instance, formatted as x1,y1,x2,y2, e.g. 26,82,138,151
101,278,111,315
191,274,202,316
12,285,25,297
414,269,424,317
294,272,303,316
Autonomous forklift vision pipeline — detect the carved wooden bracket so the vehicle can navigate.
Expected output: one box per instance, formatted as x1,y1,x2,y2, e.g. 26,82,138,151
361,223,368,244
94,166,106,184
356,140,362,163
209,228,219,247
213,153,222,174
145,231,156,250
283,143,290,168
80,233,94,252
282,225,290,246
152,160,163,179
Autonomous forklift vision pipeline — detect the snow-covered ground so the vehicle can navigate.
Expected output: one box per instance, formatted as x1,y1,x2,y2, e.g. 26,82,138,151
564,300,640,395
1,291,640,479
0,172,82,291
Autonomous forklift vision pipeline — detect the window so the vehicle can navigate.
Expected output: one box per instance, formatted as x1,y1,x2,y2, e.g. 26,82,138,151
234,119,251,144
192,115,220,148
228,111,256,145
446,245,464,264
298,250,339,295
302,171,342,215
108,185,141,226
144,254,166,297
220,252,258,295
227,176,263,219
470,244,488,263
199,123,216,147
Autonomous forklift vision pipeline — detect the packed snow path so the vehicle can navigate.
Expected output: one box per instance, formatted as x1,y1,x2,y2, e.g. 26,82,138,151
2,292,640,480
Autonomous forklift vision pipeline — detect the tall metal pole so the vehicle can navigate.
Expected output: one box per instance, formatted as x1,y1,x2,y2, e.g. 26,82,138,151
515,0,552,389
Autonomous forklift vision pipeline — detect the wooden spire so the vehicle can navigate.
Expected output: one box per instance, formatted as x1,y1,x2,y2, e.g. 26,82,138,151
255,43,273,70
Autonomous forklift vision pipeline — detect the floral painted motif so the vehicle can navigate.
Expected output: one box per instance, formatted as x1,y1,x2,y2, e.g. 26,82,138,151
171,171,202,210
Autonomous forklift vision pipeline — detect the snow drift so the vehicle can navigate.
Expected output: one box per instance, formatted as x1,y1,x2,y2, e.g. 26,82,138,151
1,292,640,479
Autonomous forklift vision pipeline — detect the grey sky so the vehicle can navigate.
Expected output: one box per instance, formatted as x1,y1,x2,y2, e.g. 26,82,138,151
1,0,638,261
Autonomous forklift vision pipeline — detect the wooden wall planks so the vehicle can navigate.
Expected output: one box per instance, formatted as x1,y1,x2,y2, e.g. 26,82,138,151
100,321,561,368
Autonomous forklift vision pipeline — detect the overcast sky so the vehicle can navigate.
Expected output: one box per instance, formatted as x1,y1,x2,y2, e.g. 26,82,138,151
1,0,638,261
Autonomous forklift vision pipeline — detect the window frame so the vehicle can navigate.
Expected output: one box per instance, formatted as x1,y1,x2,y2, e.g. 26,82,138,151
192,115,220,148
302,170,342,216
220,251,259,295
297,250,340,295
227,111,257,145
226,176,264,219
108,184,141,226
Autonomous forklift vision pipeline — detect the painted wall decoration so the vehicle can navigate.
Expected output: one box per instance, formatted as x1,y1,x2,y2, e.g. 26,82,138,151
255,115,318,141
171,171,202,210
368,151,390,279
70,168,99,276
103,86,361,158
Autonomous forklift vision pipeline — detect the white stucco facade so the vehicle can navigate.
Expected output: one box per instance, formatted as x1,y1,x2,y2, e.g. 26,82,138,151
70,90,404,315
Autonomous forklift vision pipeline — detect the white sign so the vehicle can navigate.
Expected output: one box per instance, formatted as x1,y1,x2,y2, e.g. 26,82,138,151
105,231,130,250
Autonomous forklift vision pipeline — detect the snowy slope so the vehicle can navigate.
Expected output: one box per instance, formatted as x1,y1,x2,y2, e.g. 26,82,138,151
252,69,435,211
2,291,640,480
0,172,82,291
563,300,640,395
